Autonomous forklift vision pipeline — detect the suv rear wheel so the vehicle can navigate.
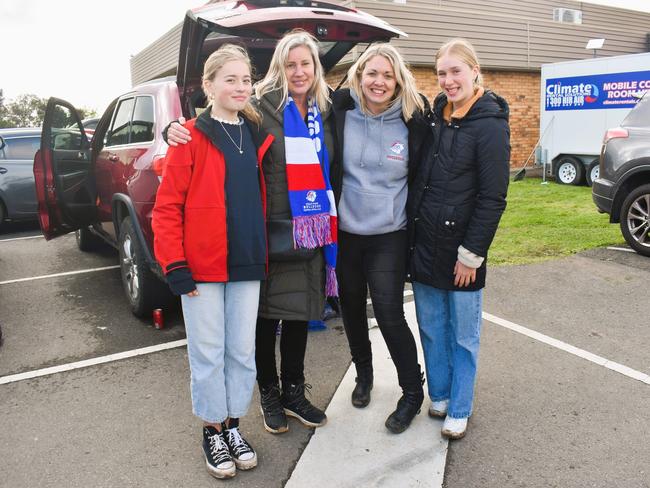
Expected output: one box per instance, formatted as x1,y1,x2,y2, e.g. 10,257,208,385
118,216,171,317
620,183,650,257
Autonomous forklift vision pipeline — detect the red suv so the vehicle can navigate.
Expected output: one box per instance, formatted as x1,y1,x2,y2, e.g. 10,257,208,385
33,0,403,317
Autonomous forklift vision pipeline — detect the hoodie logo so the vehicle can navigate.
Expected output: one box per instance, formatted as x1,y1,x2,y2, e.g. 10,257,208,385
390,141,405,154
387,141,406,162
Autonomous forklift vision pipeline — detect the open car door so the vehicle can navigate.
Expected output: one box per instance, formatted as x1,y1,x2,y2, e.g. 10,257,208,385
33,98,97,239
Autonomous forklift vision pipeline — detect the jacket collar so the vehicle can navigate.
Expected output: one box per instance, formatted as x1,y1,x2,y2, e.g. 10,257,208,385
256,88,333,124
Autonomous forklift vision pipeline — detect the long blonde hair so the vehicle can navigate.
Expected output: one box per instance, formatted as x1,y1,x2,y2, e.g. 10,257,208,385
254,30,330,111
202,44,261,125
346,43,424,122
435,38,483,86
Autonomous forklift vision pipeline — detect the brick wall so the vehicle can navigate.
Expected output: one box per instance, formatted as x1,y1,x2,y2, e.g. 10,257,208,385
326,68,541,168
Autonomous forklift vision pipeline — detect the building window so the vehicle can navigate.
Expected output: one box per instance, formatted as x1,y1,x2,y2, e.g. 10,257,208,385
553,7,582,24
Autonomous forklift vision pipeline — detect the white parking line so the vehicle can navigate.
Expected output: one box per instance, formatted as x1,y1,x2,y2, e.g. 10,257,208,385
607,246,636,253
0,339,187,385
0,265,120,286
2,290,647,389
482,312,650,385
0,235,43,243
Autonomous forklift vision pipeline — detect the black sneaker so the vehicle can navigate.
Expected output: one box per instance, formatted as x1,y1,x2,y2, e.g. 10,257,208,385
282,382,327,427
259,383,289,434
202,426,236,479
224,421,257,470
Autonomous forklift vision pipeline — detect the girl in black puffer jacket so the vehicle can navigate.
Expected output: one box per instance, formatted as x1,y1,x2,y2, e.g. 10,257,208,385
407,38,510,440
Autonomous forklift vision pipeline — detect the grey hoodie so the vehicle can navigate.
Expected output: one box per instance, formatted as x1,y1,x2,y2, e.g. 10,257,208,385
338,89,409,235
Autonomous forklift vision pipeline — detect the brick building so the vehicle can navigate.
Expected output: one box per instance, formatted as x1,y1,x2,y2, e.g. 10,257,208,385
131,0,650,167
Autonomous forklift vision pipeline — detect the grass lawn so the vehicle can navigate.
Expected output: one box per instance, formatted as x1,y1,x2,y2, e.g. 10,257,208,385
490,177,625,265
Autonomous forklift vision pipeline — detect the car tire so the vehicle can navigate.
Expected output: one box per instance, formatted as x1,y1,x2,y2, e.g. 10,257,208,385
118,216,171,317
586,159,599,187
620,183,650,257
554,156,585,185
75,226,103,252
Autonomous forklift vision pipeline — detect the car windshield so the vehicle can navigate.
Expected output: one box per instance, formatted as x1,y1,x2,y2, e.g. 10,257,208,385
622,93,650,128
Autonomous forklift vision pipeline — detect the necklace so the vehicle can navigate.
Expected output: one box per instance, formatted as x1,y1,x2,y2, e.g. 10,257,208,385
211,114,240,125
218,119,243,154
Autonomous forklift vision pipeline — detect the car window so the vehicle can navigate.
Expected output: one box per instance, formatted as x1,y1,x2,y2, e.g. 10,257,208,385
622,93,650,128
0,136,41,160
130,96,155,144
107,98,135,146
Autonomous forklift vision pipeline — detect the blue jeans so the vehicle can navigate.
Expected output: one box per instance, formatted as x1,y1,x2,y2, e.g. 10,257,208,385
412,281,483,418
181,281,260,423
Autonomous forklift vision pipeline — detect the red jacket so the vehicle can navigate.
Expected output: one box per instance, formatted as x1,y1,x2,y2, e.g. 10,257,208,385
152,115,273,282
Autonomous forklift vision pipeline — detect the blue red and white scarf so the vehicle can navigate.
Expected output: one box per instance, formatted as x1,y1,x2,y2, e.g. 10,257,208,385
283,96,338,297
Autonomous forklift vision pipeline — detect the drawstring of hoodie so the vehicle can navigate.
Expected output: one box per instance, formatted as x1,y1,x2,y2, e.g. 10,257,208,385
358,114,386,167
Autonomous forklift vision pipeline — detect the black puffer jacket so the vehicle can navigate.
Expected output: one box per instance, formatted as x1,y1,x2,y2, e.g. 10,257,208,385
407,90,510,290
330,89,430,204
254,89,334,321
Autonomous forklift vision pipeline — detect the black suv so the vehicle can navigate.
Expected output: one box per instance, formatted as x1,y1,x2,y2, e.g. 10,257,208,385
593,93,650,255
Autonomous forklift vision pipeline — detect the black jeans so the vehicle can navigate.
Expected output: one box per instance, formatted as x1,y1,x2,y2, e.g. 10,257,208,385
337,229,421,391
255,318,308,387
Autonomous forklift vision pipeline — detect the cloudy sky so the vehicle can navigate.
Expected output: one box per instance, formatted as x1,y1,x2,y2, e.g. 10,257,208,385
1,0,649,114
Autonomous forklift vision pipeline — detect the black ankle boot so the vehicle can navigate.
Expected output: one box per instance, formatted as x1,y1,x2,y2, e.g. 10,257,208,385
259,383,288,434
282,382,327,427
351,364,373,408
385,370,425,434
385,389,424,434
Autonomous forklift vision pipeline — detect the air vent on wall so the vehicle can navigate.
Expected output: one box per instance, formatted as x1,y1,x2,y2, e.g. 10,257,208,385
553,7,583,24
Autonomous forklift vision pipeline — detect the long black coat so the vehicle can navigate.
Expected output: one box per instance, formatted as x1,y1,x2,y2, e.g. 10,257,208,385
407,91,510,290
329,89,430,205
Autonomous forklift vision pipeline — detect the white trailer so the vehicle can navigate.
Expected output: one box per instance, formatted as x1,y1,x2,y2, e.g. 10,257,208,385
538,52,650,185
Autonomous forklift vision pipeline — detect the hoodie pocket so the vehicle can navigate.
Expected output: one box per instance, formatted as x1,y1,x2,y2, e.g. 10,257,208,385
339,186,394,232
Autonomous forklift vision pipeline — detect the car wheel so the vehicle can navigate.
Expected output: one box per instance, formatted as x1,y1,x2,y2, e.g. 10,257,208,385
620,184,650,257
118,216,171,317
585,159,599,187
75,226,103,252
554,156,585,185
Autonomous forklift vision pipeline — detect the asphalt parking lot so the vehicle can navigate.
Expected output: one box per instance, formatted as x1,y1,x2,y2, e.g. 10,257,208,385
1,221,649,488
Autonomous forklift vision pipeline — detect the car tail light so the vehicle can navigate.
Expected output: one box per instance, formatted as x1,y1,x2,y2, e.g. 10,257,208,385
603,127,629,144
152,154,167,177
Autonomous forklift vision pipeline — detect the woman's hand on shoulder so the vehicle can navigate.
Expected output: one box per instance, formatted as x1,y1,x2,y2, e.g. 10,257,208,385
168,117,191,146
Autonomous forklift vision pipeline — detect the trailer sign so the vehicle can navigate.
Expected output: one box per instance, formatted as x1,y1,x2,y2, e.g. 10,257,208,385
545,70,650,111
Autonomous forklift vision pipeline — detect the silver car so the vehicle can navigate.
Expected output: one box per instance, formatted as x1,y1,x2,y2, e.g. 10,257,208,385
0,128,40,227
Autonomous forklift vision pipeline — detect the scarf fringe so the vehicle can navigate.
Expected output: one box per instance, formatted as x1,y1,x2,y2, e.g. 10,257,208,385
293,213,333,249
326,264,339,297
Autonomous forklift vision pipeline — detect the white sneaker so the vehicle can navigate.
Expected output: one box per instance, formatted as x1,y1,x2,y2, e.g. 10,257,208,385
428,399,449,418
441,416,468,439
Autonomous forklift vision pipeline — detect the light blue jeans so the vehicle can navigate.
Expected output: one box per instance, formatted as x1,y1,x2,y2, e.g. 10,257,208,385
412,281,483,419
181,281,260,423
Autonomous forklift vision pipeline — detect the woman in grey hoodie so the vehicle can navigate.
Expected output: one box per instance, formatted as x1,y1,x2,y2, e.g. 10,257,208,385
330,44,430,433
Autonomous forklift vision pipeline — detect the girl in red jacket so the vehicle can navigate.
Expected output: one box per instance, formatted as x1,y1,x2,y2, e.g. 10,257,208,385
152,44,273,480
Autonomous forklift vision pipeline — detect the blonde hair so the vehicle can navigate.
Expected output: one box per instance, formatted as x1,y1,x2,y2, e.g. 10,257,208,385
346,43,424,122
255,29,330,111
202,44,261,125
435,38,484,86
